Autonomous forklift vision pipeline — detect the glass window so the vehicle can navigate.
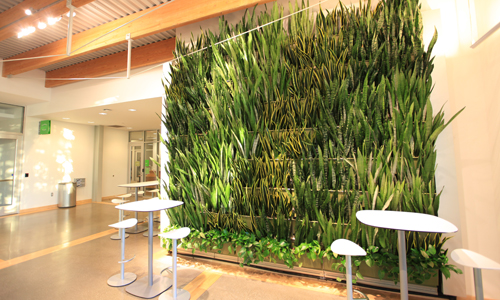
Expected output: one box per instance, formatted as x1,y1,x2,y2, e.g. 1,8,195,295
0,139,16,206
145,130,158,142
129,131,144,142
0,103,24,134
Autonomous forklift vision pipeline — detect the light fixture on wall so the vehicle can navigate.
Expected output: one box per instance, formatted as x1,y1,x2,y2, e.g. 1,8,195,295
88,121,94,123
63,117,70,120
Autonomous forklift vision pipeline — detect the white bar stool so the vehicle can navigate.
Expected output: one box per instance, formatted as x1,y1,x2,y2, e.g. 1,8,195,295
330,239,368,300
451,249,500,300
159,228,191,300
118,193,132,200
110,199,130,240
117,193,132,217
147,189,159,198
108,218,138,287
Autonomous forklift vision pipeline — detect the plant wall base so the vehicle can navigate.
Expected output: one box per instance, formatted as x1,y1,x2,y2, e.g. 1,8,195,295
176,247,439,295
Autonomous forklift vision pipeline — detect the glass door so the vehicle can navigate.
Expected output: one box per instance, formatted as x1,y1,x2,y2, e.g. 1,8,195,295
130,144,143,183
0,135,22,216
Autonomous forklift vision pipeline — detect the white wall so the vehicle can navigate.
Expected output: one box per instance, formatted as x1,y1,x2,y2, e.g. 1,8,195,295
26,66,164,116
102,127,128,197
21,115,94,209
423,0,500,298
0,61,51,106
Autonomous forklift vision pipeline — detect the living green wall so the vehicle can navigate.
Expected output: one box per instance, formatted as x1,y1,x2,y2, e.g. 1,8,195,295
161,0,462,284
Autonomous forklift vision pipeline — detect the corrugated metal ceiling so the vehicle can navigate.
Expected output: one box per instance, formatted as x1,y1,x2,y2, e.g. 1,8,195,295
0,0,23,13
0,0,175,71
40,31,175,71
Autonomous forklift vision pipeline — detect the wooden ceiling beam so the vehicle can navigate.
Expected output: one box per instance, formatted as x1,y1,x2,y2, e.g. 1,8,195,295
0,0,58,29
45,37,176,88
0,0,96,43
2,0,275,77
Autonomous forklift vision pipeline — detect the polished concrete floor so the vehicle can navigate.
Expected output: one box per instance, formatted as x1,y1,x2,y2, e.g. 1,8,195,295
0,203,448,300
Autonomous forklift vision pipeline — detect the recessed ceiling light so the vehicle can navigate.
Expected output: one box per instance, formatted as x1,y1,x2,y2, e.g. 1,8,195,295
127,127,133,129
99,112,107,115
63,117,70,120
88,121,94,123
38,22,47,29
25,8,32,15
129,109,136,112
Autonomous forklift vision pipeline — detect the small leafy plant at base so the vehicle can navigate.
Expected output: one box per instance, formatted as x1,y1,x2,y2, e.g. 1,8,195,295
160,226,462,284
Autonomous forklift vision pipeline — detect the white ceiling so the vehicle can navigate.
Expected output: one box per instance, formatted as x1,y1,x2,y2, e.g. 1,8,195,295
35,97,163,131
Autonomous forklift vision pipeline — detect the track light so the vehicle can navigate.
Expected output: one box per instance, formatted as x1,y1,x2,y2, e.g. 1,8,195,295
17,26,36,38
47,16,61,25
18,14,62,38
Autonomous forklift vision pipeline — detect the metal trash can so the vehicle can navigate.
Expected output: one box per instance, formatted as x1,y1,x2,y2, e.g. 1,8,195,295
58,182,77,208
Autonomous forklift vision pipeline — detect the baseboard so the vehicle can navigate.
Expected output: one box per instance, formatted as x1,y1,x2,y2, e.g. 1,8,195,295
77,199,92,205
18,204,58,215
458,296,495,300
14,199,92,216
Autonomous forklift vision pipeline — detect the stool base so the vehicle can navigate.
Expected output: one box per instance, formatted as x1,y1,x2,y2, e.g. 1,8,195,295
126,275,173,298
110,233,130,240
107,272,137,287
159,289,191,300
354,289,369,300
126,223,148,234
143,230,160,237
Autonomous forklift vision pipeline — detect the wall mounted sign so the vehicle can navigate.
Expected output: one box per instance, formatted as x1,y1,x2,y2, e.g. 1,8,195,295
39,120,51,135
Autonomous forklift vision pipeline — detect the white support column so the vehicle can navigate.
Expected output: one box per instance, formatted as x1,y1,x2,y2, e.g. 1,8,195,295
126,34,133,79
92,125,104,202
66,0,75,56
160,62,172,235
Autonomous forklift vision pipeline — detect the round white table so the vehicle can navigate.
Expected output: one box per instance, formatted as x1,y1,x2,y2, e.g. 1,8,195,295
118,181,159,233
356,210,458,300
116,198,183,298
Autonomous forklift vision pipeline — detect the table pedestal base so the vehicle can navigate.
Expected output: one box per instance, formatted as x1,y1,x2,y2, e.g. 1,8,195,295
126,275,172,298
126,223,148,234
107,272,137,287
159,289,191,300
110,233,129,240
143,230,159,237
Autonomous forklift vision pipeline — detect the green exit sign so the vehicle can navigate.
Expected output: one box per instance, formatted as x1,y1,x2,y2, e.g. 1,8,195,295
39,120,51,135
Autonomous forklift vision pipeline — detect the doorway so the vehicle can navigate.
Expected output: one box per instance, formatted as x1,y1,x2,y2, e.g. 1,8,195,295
129,143,143,183
0,134,23,216
128,130,160,184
